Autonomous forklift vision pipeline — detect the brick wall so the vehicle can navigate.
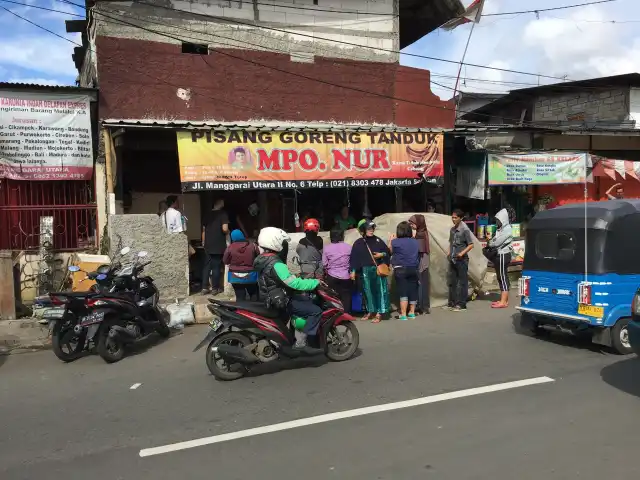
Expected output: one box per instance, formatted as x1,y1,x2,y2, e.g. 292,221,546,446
95,36,454,128
533,88,629,123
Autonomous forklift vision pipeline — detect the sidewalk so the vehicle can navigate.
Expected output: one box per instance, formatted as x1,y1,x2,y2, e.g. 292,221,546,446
0,319,51,355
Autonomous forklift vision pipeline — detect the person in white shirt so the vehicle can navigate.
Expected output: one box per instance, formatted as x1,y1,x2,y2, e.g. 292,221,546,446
161,195,185,234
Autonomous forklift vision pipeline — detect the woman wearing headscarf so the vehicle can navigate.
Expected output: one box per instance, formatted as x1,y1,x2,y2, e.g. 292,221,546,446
349,220,391,323
223,229,260,301
409,214,430,314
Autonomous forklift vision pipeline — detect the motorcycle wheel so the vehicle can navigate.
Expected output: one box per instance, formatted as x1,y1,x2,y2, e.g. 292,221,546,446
206,332,251,381
325,320,359,362
97,326,125,364
52,321,86,363
156,314,171,338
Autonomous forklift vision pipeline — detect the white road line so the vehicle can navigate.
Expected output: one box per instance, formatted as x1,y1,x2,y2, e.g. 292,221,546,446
139,376,554,458
130,383,142,390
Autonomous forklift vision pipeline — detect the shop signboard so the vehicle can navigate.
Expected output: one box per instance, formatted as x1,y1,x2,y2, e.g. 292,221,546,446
488,152,587,186
0,90,93,180
176,130,443,191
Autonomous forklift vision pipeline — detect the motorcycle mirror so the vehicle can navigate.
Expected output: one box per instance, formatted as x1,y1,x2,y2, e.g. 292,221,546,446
137,251,148,258
68,265,81,272
120,246,131,255
96,274,107,281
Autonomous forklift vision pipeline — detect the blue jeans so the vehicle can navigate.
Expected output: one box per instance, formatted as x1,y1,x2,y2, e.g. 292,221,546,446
288,294,322,335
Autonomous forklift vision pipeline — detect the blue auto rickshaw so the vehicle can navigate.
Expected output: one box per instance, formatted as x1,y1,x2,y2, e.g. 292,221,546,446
517,199,640,354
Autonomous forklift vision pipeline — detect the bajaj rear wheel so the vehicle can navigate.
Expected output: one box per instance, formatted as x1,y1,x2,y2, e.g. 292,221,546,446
611,318,633,355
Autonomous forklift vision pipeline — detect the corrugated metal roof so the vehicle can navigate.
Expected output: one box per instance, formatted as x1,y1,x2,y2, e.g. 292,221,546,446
0,82,97,94
101,118,454,132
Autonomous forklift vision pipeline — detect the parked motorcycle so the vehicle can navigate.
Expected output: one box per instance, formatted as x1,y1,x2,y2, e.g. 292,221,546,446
48,246,133,362
194,285,359,381
84,250,171,363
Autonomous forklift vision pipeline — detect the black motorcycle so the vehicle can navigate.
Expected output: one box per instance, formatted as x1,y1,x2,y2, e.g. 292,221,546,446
83,250,171,363
48,247,133,362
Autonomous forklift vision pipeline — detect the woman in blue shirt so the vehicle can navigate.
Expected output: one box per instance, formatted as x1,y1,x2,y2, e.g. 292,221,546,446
390,221,420,320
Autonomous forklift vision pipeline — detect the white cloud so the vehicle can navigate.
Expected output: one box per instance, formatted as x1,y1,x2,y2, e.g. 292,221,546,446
0,35,79,77
6,77,67,86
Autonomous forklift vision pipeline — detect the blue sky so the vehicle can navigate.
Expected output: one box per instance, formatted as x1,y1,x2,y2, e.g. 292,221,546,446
0,0,638,97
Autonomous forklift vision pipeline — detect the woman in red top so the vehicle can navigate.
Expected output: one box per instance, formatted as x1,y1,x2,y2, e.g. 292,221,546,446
223,229,260,301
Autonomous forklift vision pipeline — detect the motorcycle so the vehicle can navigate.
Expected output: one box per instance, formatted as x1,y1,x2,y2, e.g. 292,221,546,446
194,285,359,381
47,246,133,362
83,250,171,363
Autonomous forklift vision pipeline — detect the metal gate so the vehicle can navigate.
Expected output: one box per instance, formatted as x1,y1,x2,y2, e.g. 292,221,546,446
0,179,97,251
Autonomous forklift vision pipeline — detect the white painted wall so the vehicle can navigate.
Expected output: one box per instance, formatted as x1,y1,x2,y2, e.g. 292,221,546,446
95,0,398,62
630,88,640,128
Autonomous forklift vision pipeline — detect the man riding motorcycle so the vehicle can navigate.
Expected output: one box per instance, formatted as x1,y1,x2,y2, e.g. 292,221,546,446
254,227,324,356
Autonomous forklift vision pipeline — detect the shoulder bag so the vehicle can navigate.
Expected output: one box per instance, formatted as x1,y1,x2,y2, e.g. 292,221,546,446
365,241,390,277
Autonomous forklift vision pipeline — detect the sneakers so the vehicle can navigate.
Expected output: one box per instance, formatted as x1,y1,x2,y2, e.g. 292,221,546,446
452,306,467,312
293,331,324,356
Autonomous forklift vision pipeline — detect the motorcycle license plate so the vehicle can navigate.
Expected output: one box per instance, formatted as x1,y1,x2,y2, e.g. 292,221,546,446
210,318,223,331
81,311,105,325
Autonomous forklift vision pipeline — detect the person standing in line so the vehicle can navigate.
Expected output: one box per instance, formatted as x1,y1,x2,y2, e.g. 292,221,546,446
223,229,260,301
448,209,474,312
322,229,353,313
160,195,185,234
296,218,324,279
409,214,430,315
350,220,391,324
486,208,513,309
389,221,420,321
202,199,229,295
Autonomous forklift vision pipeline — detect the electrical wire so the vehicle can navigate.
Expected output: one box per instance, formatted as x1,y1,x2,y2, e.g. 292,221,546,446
55,0,571,81
2,4,606,131
0,0,84,17
482,0,618,17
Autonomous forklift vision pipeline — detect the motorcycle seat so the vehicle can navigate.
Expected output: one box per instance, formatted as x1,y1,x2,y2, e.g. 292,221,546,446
51,291,99,298
213,300,281,319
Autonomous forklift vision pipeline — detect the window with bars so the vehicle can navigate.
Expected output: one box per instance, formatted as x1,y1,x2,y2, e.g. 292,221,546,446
0,179,97,251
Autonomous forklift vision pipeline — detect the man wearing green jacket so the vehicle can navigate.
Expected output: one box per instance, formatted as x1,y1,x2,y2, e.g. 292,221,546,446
254,227,323,355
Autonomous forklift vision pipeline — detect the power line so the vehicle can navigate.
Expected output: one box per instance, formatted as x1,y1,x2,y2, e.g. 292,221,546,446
0,0,84,17
56,0,570,81
3,3,602,131
96,4,634,96
85,7,585,128
482,0,618,16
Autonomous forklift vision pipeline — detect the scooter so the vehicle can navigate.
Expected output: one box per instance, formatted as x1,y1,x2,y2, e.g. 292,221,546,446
47,246,134,362
84,250,171,363
194,285,359,381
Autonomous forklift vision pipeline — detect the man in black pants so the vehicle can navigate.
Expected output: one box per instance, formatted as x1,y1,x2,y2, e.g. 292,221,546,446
202,199,229,295
448,209,474,312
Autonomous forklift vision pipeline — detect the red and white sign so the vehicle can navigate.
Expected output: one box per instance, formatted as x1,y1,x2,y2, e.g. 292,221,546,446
442,0,485,30
0,90,93,180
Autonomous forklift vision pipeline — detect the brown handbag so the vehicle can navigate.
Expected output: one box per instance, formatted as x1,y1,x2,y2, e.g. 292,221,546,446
365,241,390,277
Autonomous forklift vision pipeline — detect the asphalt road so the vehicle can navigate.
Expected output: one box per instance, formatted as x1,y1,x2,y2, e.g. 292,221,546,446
1,299,640,479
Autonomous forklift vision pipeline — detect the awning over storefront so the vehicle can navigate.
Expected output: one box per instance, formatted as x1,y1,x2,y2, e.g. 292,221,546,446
101,120,445,191
591,155,640,182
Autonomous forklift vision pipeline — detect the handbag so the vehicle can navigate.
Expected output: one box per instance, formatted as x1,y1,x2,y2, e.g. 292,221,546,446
482,245,498,261
365,242,390,277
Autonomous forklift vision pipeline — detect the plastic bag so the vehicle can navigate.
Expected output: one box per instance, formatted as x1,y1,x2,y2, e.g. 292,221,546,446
165,302,195,329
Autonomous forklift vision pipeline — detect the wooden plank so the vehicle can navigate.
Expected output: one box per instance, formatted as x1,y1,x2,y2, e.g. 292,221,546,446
0,250,16,320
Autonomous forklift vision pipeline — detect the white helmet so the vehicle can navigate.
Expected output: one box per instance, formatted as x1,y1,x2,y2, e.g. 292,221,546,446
257,227,290,253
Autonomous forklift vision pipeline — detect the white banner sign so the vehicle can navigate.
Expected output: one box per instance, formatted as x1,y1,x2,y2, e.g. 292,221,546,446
0,90,93,180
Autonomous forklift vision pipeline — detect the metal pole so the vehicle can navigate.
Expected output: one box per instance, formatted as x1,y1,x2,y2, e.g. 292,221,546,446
453,21,477,114
584,154,588,282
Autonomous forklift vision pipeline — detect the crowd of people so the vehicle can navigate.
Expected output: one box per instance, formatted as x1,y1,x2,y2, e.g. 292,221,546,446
161,195,514,324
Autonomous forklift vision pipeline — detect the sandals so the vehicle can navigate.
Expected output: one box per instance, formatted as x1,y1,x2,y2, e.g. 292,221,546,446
371,314,382,324
360,314,371,321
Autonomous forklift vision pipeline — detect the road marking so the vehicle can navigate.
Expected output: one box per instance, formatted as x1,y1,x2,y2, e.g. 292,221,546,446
130,383,142,390
139,376,554,457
